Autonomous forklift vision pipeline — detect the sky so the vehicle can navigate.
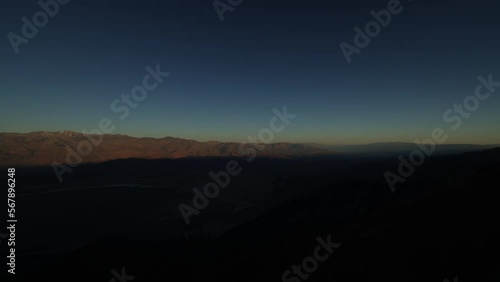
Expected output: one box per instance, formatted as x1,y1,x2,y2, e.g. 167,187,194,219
0,0,499,144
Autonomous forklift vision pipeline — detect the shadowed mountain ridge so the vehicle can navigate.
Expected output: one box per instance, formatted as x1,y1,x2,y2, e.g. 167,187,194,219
0,131,331,165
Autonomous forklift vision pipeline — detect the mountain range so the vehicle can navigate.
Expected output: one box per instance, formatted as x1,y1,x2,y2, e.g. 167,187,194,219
1,131,498,166
0,131,330,166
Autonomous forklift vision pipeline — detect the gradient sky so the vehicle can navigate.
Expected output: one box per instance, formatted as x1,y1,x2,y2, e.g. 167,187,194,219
1,0,499,144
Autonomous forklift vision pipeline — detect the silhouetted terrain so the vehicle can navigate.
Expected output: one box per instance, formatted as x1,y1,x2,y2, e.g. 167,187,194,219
311,142,500,156
2,148,499,281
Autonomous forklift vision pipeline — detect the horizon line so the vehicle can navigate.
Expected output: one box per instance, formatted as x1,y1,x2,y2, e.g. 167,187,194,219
1,130,499,147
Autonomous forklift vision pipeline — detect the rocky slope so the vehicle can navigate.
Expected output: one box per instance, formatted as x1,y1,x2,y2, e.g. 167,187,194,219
0,131,331,166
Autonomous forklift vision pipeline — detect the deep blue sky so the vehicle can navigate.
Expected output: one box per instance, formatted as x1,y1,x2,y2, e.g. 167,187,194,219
1,0,499,144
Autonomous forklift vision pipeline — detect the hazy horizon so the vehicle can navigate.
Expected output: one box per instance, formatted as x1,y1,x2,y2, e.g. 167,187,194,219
2,130,500,146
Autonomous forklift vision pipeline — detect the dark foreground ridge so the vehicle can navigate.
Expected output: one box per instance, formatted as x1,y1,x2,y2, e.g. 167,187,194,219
4,148,499,281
